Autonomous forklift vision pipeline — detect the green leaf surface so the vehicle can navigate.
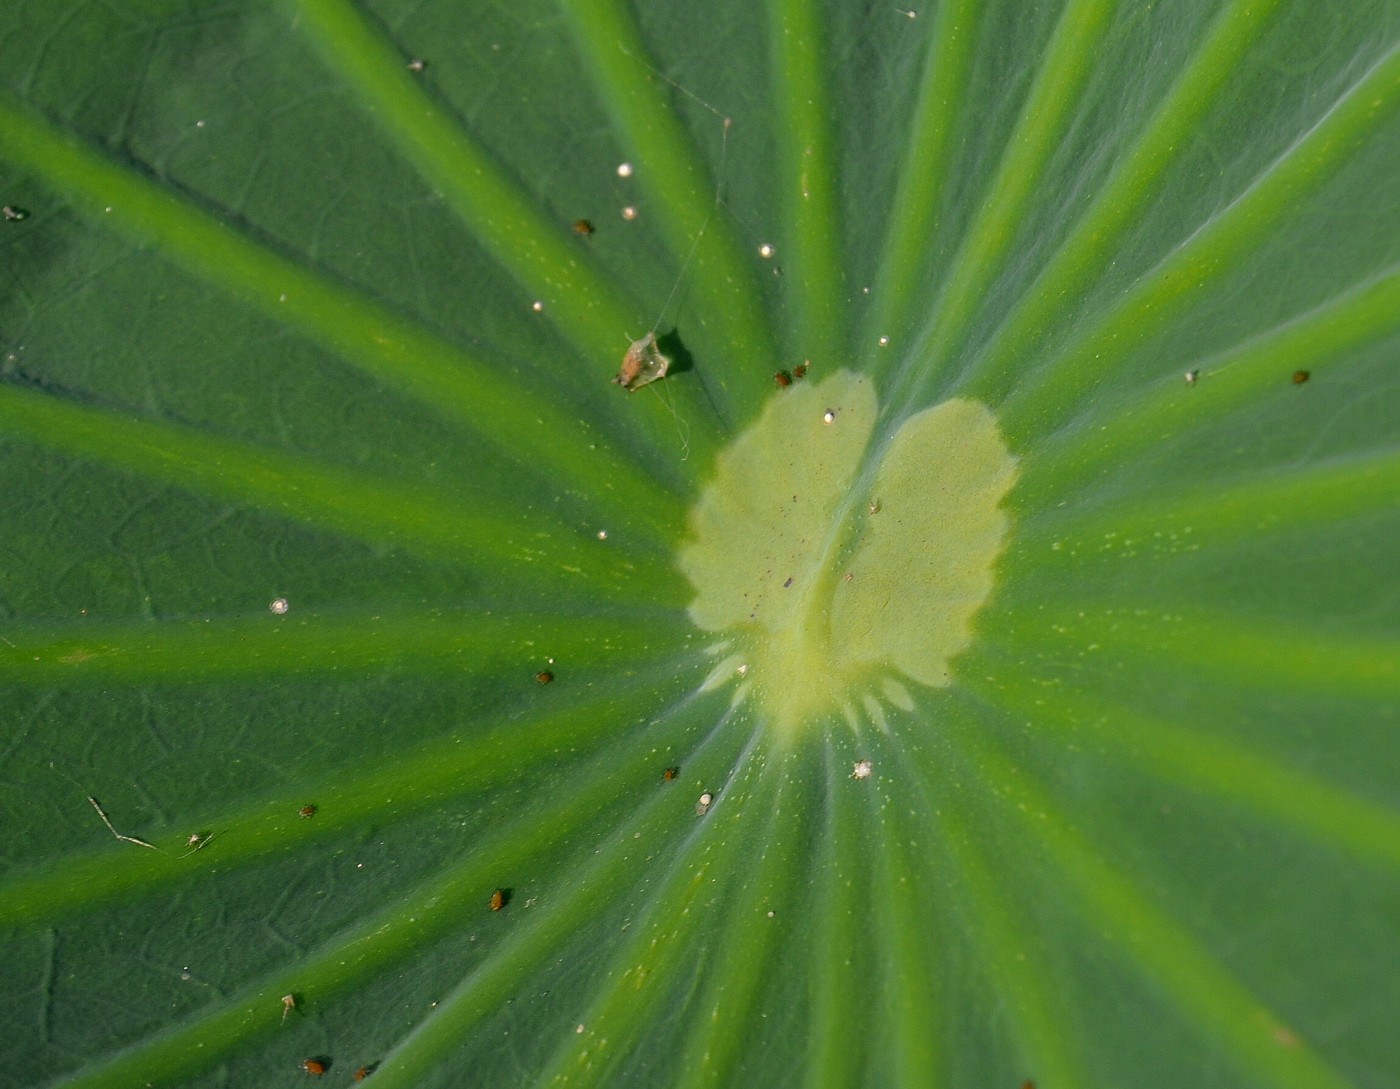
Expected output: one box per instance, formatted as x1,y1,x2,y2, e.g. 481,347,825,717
1,1,1397,1087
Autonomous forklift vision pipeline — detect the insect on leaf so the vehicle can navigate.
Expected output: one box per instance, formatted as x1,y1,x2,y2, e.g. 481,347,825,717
612,332,671,391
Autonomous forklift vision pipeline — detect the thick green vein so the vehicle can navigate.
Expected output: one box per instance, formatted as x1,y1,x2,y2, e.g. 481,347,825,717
966,669,1400,875
1019,442,1400,568
958,0,1284,404
0,664,700,929
867,731,946,1089
910,738,1086,1089
0,608,688,685
671,750,811,1089
996,40,1400,442
1020,264,1400,504
0,382,683,603
985,604,1397,702
285,0,723,477
802,742,875,1089
884,0,1117,410
534,738,785,1088
364,710,756,1089
25,681,716,1089
531,756,754,1085
765,0,845,369
0,88,686,518
949,717,1355,1089
1021,446,1400,564
560,0,778,412
864,0,980,356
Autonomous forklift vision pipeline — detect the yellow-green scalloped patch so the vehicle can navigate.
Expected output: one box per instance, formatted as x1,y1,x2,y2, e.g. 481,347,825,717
679,371,1017,736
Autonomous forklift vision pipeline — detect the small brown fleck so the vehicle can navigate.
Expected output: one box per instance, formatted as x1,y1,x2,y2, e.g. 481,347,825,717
353,1064,376,1080
1291,370,1310,384
535,670,554,685
489,888,506,911
662,766,678,781
792,362,808,379
301,1058,327,1077
572,218,594,237
774,371,791,388
298,804,317,819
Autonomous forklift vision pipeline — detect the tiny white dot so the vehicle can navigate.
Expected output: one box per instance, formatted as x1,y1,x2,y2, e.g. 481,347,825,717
616,162,633,178
531,300,544,312
278,293,287,302
195,119,206,128
878,335,890,347
823,410,836,424
1184,369,1198,385
576,1024,585,1034
407,58,426,71
269,597,289,615
758,243,774,259
621,205,637,220
597,530,608,540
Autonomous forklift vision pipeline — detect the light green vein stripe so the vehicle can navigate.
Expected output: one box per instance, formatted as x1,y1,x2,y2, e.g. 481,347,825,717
865,0,981,354
0,382,670,602
960,0,1284,402
766,0,846,368
0,608,688,685
868,734,945,1088
286,0,717,474
33,678,717,1089
530,752,765,1086
969,671,1400,875
988,604,1397,701
1021,446,1400,565
803,743,873,1089
0,89,684,521
671,752,811,1089
0,668,697,931
887,0,1117,404
368,711,755,1089
1020,264,1400,503
560,0,779,411
954,721,1355,1089
906,741,1085,1089
997,41,1400,442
